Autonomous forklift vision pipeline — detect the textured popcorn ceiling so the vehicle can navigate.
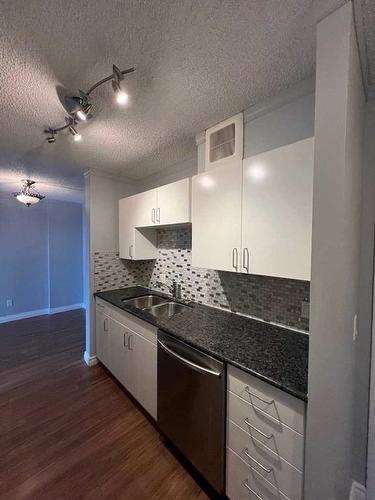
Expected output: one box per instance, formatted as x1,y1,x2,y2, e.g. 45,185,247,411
0,0,366,193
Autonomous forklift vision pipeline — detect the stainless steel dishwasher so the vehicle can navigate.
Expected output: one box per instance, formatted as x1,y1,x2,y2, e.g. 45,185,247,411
157,330,225,494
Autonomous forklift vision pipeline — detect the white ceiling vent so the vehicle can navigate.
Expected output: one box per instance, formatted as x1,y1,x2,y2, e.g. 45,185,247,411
205,113,243,171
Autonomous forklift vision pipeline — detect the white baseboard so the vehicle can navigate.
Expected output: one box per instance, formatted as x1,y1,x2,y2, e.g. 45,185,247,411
49,303,85,315
0,308,50,324
83,351,98,367
350,481,366,500
0,303,85,324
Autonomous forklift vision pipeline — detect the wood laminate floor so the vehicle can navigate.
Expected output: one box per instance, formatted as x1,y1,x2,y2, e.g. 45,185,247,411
0,310,209,500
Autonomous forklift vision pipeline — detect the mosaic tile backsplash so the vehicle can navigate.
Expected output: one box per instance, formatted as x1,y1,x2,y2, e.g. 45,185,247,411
93,227,310,332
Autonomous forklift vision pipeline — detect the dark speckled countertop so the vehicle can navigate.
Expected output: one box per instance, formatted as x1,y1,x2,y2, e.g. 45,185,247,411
95,286,308,401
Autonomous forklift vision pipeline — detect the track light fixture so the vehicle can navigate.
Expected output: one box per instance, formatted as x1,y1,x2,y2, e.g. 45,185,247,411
45,64,135,143
13,179,45,207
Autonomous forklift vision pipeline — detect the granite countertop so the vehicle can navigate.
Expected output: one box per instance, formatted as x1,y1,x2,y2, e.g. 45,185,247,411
95,286,308,401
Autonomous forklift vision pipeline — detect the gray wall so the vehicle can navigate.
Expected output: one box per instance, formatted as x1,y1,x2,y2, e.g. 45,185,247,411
0,197,83,318
48,200,83,309
0,196,49,316
243,91,315,159
305,4,365,498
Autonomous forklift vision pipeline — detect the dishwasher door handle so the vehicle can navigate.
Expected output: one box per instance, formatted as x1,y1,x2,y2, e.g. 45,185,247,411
158,340,222,377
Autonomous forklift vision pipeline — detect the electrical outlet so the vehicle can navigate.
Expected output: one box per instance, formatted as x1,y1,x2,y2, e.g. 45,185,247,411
300,300,310,320
353,313,359,342
6,299,13,308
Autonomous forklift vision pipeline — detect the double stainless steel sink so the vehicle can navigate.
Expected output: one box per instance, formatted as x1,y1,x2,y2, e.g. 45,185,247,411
121,294,190,320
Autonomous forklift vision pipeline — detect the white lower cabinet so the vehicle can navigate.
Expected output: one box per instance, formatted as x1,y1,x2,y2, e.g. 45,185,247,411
226,365,306,500
95,299,157,419
95,301,110,367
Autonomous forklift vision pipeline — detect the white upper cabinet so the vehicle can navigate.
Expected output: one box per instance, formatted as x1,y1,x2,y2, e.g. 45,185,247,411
242,138,314,280
119,196,135,259
192,125,314,280
205,113,243,171
119,178,191,260
133,189,158,227
192,159,242,272
119,197,157,260
157,178,191,225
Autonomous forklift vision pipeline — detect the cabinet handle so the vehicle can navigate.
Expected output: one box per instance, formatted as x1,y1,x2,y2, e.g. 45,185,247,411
244,386,274,406
123,332,128,348
243,247,250,272
244,449,273,473
157,207,161,223
129,244,133,259
152,208,155,223
244,418,273,440
128,334,133,350
103,318,108,332
243,481,265,500
232,248,238,271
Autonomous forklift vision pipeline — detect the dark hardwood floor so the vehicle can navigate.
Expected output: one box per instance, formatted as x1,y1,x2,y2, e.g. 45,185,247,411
0,310,209,500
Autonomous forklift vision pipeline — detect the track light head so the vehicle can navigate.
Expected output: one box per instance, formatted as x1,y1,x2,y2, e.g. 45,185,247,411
44,128,56,143
69,123,82,142
112,80,129,105
64,96,92,121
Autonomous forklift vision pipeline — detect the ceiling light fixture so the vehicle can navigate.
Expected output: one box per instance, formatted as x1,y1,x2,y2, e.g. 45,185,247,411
45,64,135,143
13,179,45,207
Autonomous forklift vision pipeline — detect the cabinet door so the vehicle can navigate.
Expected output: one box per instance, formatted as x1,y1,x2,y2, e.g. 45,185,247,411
108,318,127,385
119,198,157,260
96,304,110,366
242,138,314,280
157,178,191,225
192,160,242,272
133,189,157,227
119,197,135,259
134,333,157,419
122,329,139,400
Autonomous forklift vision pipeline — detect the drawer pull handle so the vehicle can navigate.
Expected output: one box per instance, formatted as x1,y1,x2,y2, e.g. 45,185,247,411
244,418,273,440
245,386,274,406
244,449,273,473
243,480,265,500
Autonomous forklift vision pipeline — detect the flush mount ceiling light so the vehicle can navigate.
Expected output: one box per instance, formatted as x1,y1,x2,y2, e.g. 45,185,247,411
45,64,135,143
13,179,45,207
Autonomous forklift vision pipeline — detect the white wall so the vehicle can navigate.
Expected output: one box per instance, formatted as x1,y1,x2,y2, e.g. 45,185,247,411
305,4,365,499
84,171,137,363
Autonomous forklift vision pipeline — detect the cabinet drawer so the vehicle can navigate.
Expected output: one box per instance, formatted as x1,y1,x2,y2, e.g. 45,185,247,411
227,420,303,499
227,448,289,500
96,298,110,315
97,299,157,345
228,365,305,434
228,392,304,470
